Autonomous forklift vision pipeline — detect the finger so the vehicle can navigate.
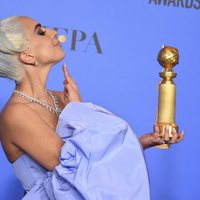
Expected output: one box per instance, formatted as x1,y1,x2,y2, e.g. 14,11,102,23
163,125,170,142
65,84,73,99
63,80,66,85
64,76,78,91
63,85,68,97
62,63,70,81
159,139,165,145
63,87,68,101
62,64,78,91
177,131,184,142
69,77,79,92
153,124,162,143
169,128,178,143
154,124,160,135
65,83,80,102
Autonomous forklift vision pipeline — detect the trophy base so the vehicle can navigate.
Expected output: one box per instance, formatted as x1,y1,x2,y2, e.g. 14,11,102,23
155,122,178,149
155,144,170,149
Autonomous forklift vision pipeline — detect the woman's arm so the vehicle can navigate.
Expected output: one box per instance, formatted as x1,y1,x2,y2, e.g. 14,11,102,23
0,104,64,171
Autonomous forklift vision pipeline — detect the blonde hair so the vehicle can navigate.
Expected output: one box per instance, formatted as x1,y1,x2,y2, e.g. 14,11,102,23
0,16,28,82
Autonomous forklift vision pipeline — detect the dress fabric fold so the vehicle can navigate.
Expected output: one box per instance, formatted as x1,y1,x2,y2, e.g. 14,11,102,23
13,102,150,200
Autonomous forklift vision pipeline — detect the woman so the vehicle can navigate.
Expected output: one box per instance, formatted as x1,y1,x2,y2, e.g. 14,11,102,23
0,16,183,200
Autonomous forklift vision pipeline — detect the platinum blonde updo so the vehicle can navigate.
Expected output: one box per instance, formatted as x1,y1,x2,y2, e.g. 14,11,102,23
0,16,28,83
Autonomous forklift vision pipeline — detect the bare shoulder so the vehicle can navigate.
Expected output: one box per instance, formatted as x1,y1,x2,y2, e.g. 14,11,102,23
0,103,30,126
0,103,38,127
0,102,47,143
0,103,64,170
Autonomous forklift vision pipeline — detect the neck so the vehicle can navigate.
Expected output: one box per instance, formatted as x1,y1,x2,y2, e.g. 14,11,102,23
15,65,51,102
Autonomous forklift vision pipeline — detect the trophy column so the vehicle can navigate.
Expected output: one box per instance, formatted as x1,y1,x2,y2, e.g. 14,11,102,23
156,45,179,148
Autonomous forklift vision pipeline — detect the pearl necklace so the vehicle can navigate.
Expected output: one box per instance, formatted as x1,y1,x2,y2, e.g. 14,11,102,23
13,90,62,117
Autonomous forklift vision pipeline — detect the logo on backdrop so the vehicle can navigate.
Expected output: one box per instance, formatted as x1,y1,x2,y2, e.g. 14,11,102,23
148,0,200,9
48,27,103,54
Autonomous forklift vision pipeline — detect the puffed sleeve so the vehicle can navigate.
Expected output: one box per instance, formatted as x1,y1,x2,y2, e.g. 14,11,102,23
23,102,150,200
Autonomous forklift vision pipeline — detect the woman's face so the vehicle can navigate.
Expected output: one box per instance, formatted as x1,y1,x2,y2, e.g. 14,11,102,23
18,17,65,66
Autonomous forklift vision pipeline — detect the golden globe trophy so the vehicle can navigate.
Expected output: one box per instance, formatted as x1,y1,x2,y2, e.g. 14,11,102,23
156,45,179,148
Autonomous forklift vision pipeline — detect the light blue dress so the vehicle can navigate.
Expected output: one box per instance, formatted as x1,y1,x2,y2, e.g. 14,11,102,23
12,102,150,200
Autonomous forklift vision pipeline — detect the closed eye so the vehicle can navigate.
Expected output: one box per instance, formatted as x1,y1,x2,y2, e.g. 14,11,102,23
37,28,46,36
34,23,46,36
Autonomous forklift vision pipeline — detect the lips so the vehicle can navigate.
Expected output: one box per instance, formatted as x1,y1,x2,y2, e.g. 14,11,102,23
54,41,61,47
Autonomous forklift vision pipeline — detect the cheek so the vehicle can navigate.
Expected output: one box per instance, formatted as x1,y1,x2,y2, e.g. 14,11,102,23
33,40,64,63
35,40,53,57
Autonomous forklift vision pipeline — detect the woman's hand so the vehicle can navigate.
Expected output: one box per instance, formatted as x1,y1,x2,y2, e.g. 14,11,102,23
62,64,82,102
139,124,184,150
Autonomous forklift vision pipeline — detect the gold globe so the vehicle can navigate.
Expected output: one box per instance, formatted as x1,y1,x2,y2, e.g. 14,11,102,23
157,45,179,69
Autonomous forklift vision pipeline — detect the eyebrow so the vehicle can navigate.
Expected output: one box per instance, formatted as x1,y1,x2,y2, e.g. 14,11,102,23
34,23,41,32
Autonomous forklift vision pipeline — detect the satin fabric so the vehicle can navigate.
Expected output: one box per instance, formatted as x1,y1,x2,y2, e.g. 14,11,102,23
13,102,150,200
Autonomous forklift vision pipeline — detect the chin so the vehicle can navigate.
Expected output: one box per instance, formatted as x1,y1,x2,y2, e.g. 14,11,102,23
60,51,65,60
57,50,65,60
53,52,65,65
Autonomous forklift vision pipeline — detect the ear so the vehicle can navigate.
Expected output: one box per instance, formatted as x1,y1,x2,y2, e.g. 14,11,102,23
19,52,35,65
